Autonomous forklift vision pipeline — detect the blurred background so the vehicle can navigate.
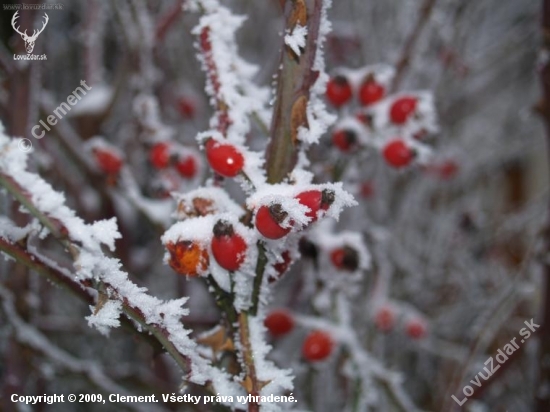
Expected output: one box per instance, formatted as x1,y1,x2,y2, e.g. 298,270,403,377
0,1,543,411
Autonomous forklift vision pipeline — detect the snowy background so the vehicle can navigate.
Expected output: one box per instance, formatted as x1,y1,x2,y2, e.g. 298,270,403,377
0,1,543,411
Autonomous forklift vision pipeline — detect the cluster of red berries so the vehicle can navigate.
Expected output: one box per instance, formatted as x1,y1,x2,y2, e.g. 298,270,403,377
264,310,334,362
166,219,248,276
326,71,430,169
255,189,335,240
326,74,386,108
149,142,199,179
373,305,428,340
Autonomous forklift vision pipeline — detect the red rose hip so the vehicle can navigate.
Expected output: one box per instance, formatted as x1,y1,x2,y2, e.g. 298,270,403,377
374,306,396,332
405,319,427,340
295,189,335,223
94,149,123,175
255,204,291,240
389,96,418,125
211,220,247,271
176,155,198,178
382,140,414,168
359,79,385,106
150,142,171,169
330,246,359,271
264,309,294,337
205,139,244,178
326,75,353,108
302,330,333,362
332,129,357,152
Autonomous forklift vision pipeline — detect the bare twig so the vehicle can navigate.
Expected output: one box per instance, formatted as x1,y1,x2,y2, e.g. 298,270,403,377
390,0,437,92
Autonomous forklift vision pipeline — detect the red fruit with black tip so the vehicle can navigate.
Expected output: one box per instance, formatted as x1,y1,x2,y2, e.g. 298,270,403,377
389,96,418,125
264,309,294,337
302,330,333,362
295,189,335,223
205,139,244,178
211,220,247,271
332,129,357,152
359,79,385,106
326,75,352,107
150,142,171,169
255,204,291,240
330,246,359,271
382,140,414,168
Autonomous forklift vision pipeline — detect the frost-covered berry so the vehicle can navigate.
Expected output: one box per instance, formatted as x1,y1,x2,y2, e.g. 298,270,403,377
255,204,291,240
264,309,294,337
205,139,244,178
374,306,396,332
150,142,171,169
382,140,415,168
389,96,418,125
302,330,333,362
211,220,247,271
177,97,196,119
332,129,357,152
166,241,209,277
176,155,198,178
330,246,359,271
326,75,352,107
94,149,123,175
359,79,385,106
295,189,335,223
405,319,427,339
272,250,292,281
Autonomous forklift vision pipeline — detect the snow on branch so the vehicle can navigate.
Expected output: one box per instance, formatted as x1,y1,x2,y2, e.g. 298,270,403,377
0,124,243,406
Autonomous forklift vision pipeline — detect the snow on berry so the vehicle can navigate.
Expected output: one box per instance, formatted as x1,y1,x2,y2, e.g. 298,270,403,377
173,187,244,221
211,219,248,272
85,137,124,175
0,126,241,400
255,204,292,240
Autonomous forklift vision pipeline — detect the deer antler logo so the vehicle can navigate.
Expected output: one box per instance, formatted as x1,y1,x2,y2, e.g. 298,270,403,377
11,11,49,54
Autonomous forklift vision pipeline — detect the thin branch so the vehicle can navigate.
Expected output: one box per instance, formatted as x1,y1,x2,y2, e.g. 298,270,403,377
390,0,437,92
0,285,168,412
265,0,324,184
